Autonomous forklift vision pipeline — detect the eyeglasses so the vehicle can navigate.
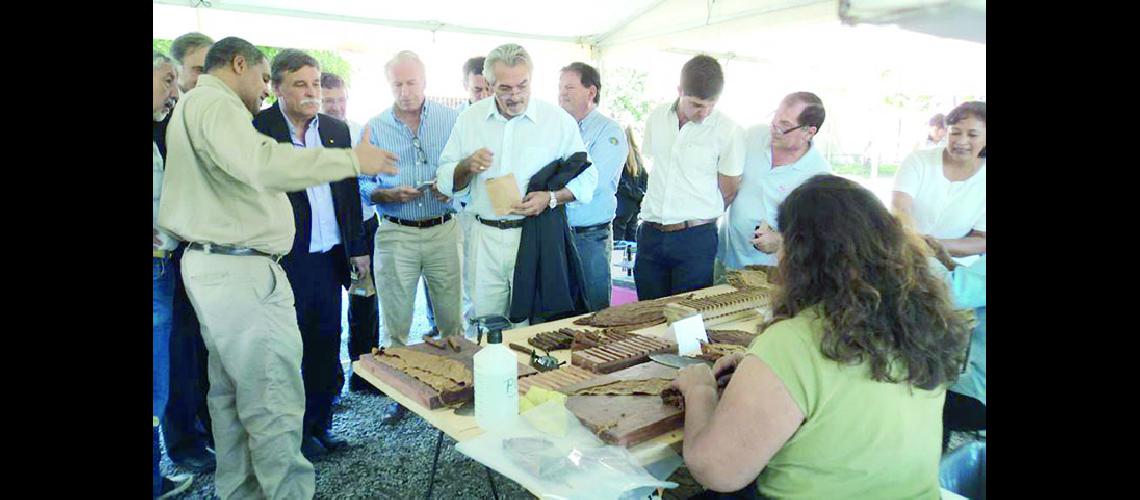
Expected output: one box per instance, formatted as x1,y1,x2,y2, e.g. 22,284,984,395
411,136,427,165
772,123,809,136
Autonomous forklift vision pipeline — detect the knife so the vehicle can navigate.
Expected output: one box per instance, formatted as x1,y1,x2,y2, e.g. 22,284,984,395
649,353,712,369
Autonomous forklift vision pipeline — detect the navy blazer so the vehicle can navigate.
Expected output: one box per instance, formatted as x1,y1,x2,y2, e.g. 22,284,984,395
252,107,367,287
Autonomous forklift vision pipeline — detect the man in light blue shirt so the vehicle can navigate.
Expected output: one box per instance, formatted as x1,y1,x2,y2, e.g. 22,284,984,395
437,43,592,323
360,51,462,348
717,92,832,270
558,62,628,311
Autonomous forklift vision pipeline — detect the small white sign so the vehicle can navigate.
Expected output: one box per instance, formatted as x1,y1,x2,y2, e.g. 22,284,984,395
671,314,708,356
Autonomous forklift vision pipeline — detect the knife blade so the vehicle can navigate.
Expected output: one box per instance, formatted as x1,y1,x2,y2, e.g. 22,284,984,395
649,353,712,369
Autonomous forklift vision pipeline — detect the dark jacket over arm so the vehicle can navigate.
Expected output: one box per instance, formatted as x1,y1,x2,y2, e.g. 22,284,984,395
509,152,593,324
251,109,367,288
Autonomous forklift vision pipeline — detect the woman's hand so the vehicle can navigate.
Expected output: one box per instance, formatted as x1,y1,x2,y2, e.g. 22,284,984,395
670,363,717,395
712,352,745,382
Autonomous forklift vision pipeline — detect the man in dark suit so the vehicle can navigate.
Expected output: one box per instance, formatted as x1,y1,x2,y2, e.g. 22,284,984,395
252,49,370,461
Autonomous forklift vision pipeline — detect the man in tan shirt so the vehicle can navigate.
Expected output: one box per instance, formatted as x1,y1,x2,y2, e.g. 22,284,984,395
158,37,397,500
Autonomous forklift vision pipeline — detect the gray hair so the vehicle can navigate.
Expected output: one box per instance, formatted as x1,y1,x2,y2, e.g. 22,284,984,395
384,50,425,79
153,49,173,70
170,32,214,64
271,49,321,85
483,44,532,86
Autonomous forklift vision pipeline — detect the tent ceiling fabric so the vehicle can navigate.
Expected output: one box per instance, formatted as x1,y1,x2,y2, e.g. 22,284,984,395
153,0,664,42
839,0,986,44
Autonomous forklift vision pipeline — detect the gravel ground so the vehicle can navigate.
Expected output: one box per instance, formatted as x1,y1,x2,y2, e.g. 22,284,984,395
158,279,985,498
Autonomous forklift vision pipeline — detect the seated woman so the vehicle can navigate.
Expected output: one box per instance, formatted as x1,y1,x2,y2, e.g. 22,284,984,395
670,174,972,499
892,101,987,266
931,253,987,451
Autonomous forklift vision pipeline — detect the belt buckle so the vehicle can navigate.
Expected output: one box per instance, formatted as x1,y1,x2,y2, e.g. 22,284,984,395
201,242,213,254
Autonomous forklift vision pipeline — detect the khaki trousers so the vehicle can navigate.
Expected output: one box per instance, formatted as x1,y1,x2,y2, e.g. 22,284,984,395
469,220,526,323
180,250,314,500
457,210,476,325
374,217,462,346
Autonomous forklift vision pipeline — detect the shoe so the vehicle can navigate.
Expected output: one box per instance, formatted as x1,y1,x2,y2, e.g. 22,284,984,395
300,435,328,462
171,448,216,472
315,430,348,452
157,473,194,499
349,375,383,396
423,327,441,338
380,402,406,425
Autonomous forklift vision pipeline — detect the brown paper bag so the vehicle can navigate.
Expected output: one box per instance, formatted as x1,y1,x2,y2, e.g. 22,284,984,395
486,173,523,216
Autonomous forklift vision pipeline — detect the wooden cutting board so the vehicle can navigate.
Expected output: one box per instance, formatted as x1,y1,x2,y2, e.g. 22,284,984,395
560,362,683,447
357,337,536,410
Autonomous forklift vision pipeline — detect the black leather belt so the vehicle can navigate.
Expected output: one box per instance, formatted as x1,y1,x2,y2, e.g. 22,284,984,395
644,219,716,233
572,221,611,234
187,242,283,262
476,215,525,230
384,214,452,228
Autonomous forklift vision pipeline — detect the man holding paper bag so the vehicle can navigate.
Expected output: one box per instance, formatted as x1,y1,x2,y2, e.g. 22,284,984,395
437,43,594,324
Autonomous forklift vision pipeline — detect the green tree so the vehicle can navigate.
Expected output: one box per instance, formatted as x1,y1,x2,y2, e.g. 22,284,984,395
602,67,653,136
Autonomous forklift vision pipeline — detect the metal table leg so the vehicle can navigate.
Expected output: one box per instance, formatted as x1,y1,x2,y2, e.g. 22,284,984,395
484,465,500,500
425,430,445,499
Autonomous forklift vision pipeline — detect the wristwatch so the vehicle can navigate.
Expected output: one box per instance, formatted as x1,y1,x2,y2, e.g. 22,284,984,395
548,191,558,210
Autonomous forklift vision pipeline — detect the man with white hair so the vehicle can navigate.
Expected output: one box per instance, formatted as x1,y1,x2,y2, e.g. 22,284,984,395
361,51,461,355
437,43,593,323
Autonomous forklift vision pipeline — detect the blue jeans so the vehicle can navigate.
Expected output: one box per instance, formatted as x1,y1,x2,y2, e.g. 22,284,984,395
153,256,175,496
633,223,717,300
571,224,613,312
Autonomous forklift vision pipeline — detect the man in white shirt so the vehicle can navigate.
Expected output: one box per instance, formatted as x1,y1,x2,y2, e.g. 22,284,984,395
453,56,494,330
635,55,745,300
458,56,492,113
718,92,832,271
437,43,592,324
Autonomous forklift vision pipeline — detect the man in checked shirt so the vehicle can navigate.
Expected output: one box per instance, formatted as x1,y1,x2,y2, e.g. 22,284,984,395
360,50,462,350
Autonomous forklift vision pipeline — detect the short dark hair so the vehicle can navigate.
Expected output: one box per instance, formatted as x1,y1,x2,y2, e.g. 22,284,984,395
782,91,826,132
170,32,214,64
561,62,601,104
947,101,986,158
203,36,266,73
928,113,946,128
321,72,346,90
462,56,485,78
680,55,723,100
271,49,321,86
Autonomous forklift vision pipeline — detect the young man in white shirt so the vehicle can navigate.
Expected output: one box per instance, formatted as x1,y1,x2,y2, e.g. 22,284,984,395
436,43,592,324
635,55,745,300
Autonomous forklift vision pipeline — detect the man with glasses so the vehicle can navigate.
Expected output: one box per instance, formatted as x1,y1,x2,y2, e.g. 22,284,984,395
437,43,591,324
635,55,745,300
717,92,832,271
361,50,462,360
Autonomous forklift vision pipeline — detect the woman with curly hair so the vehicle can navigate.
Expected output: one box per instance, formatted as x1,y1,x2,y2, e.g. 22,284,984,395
671,174,971,499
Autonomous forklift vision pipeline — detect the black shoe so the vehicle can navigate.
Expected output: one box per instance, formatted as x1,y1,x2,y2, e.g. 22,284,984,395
423,327,441,338
300,435,328,462
315,430,348,452
349,375,383,396
381,402,406,424
171,448,216,473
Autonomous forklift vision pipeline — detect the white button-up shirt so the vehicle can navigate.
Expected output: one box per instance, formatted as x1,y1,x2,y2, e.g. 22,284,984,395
639,100,746,225
437,97,592,221
281,104,342,253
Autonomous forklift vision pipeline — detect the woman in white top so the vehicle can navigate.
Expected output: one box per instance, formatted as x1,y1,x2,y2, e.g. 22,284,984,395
892,101,986,263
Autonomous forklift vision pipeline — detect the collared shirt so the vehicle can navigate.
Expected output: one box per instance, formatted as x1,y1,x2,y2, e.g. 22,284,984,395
893,147,986,267
565,108,628,228
718,125,832,268
153,141,178,251
640,100,746,225
279,102,341,253
437,97,592,221
360,100,459,221
346,119,376,221
158,74,361,255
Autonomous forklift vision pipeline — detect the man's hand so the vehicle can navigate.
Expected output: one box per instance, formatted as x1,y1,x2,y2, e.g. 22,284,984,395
460,148,494,174
751,223,782,254
355,125,400,176
430,184,451,203
510,191,551,217
376,186,423,204
153,228,161,247
350,256,370,278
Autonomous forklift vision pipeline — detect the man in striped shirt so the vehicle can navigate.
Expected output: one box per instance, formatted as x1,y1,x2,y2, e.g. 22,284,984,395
360,50,462,347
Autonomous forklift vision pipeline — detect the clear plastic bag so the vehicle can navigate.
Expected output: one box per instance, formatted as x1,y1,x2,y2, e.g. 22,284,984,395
455,400,678,499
